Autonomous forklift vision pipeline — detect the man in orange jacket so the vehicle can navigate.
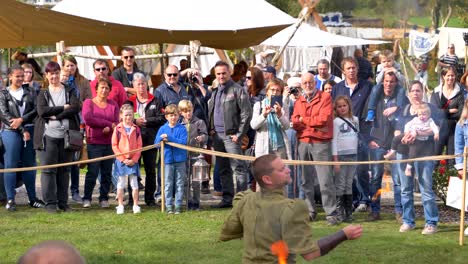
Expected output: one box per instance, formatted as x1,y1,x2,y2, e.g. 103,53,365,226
291,72,338,225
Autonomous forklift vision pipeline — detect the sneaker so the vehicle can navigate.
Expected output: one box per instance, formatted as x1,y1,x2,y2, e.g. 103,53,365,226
399,223,415,233
99,200,110,208
116,205,124,215
367,212,381,221
309,212,318,222
5,200,16,212
72,192,83,203
383,150,396,160
421,224,437,235
83,199,91,208
29,199,45,208
155,195,162,204
326,216,339,226
365,110,375,122
355,203,368,212
133,205,141,214
166,206,174,214
174,206,181,215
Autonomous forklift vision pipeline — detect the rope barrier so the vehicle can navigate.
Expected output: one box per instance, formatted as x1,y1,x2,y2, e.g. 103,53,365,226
165,142,462,166
0,141,463,173
0,144,158,173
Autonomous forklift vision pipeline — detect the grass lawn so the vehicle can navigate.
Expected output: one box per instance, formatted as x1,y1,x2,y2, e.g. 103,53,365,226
408,17,466,28
1,206,467,264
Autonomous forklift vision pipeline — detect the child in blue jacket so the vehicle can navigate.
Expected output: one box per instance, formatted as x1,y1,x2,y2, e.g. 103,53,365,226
154,104,188,214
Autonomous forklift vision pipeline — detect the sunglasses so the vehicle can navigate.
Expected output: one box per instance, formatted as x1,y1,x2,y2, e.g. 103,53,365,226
245,76,252,80
124,55,135,59
166,73,178,77
95,67,107,72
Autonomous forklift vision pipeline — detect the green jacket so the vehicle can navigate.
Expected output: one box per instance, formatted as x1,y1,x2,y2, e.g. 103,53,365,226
220,189,318,264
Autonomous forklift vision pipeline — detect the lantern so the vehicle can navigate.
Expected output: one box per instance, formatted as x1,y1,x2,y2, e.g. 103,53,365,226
191,154,210,182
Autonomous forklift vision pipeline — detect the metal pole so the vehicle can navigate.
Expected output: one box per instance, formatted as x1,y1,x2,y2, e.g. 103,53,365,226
460,146,467,246
160,141,165,213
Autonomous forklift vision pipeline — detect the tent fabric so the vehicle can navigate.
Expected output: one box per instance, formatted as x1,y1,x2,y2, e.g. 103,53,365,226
260,23,388,47
0,0,294,49
52,0,295,49
437,27,467,59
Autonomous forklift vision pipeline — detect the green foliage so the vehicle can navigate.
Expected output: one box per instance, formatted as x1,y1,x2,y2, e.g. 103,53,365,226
265,0,301,17
432,159,458,204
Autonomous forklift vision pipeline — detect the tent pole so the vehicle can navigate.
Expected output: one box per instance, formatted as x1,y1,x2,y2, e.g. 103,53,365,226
56,41,65,66
159,44,164,76
271,7,309,67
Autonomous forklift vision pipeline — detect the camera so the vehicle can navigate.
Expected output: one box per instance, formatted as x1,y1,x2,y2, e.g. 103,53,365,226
190,76,198,83
289,86,300,95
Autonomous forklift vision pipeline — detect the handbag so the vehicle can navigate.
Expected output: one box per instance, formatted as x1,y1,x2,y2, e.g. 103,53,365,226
64,129,83,151
446,176,468,212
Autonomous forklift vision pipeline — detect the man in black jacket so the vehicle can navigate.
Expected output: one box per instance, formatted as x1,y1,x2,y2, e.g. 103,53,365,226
208,61,252,208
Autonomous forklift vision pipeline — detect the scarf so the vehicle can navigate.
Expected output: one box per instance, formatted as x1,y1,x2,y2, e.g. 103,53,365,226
263,97,284,151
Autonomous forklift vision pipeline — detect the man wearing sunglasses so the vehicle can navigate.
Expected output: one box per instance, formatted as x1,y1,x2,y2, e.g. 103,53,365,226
112,47,145,97
90,59,127,107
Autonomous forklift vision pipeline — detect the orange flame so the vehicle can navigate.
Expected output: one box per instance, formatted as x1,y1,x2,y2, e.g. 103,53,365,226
271,240,289,264
372,181,391,201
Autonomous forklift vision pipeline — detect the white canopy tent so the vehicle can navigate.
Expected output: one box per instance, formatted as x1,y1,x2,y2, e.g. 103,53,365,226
52,0,295,50
260,23,388,47
258,23,388,74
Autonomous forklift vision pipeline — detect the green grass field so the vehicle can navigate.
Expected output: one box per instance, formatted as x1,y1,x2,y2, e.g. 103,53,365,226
1,206,468,264
408,17,467,28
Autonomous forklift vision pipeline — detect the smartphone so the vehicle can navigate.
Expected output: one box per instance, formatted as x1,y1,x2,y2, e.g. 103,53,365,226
270,95,283,107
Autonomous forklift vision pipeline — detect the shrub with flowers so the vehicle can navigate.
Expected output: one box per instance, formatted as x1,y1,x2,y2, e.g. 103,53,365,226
432,159,458,204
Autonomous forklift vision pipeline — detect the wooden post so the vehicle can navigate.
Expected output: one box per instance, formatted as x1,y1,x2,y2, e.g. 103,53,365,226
271,7,309,67
460,146,468,245
189,40,201,70
160,141,165,212
56,41,65,66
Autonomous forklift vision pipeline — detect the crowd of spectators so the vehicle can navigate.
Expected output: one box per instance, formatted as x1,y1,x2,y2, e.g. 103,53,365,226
0,45,466,234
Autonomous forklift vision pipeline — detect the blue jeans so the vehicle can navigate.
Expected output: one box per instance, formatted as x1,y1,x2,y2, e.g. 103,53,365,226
369,147,386,213
83,144,114,202
164,162,186,208
212,133,249,204
1,128,37,201
286,128,304,199
400,159,439,226
391,153,404,214
354,143,370,205
70,153,80,195
213,161,222,192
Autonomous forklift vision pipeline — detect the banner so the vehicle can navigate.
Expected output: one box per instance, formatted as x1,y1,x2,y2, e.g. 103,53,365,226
408,30,439,58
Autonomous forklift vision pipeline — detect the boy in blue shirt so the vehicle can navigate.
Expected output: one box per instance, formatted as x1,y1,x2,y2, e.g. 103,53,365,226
154,104,188,214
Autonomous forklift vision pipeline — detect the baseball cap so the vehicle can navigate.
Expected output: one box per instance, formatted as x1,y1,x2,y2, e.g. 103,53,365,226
263,66,276,76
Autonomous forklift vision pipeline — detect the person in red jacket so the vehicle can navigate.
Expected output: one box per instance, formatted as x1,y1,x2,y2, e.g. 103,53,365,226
291,72,338,225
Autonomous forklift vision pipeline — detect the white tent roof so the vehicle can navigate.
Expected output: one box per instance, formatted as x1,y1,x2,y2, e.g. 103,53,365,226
261,23,388,47
53,0,295,49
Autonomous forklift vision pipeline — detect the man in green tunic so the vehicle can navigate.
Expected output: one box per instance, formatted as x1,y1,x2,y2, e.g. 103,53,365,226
220,154,362,263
